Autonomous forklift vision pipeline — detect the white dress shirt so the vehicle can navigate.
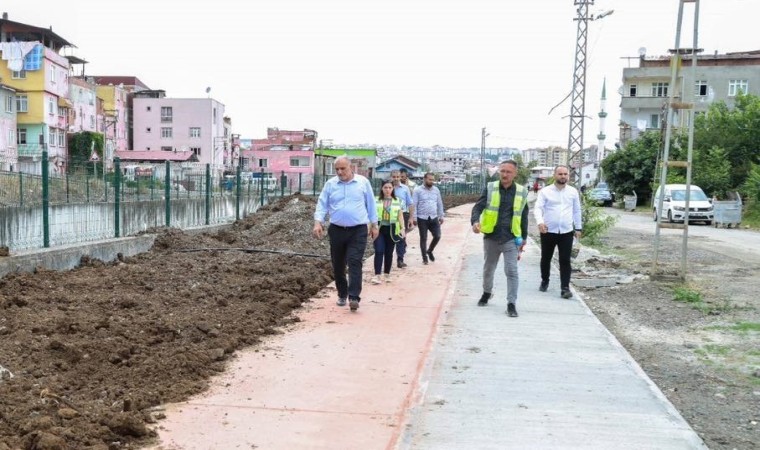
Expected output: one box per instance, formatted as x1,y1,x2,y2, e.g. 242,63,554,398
533,184,582,234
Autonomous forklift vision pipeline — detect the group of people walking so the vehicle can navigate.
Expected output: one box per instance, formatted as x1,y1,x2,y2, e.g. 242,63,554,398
313,158,444,311
313,156,582,315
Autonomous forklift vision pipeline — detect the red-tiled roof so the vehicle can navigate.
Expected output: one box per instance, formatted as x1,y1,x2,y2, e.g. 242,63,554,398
114,150,197,162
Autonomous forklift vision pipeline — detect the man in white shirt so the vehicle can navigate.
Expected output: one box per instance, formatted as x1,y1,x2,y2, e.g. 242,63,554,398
533,165,583,299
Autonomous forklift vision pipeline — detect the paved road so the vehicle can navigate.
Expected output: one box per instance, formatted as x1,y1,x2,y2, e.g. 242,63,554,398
604,208,760,264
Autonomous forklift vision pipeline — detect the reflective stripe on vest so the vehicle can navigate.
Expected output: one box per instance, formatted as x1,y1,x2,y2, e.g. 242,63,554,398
479,181,527,236
376,198,402,235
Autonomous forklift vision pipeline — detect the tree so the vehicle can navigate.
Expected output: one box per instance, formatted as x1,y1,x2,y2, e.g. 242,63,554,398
601,131,661,201
67,132,104,174
694,92,760,188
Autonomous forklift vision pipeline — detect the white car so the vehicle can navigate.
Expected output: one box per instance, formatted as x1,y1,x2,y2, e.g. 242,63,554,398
653,184,713,225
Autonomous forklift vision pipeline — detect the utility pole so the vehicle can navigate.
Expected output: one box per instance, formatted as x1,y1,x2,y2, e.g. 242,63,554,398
480,127,489,188
567,1,613,187
652,0,700,281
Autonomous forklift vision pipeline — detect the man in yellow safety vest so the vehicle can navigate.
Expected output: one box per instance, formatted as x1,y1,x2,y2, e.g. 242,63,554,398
470,160,529,317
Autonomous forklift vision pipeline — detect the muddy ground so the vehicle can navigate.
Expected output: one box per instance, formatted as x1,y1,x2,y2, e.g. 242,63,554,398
0,194,478,450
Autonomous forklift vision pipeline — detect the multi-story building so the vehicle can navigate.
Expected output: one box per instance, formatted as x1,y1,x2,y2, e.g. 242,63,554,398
95,82,129,163
620,49,760,145
241,128,317,187
92,75,150,152
131,89,227,168
0,82,17,171
0,13,74,174
522,146,569,167
67,76,98,134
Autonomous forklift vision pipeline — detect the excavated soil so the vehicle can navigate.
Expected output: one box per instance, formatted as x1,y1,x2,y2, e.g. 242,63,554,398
0,193,477,450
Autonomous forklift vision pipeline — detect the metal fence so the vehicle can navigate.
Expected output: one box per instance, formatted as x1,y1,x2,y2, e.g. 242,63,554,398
1,157,481,252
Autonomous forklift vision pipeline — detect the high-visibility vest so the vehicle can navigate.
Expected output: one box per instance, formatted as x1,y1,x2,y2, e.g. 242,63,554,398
479,181,527,236
376,198,403,235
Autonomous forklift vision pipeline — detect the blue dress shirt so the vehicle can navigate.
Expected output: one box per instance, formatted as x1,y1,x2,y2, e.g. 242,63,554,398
314,174,378,226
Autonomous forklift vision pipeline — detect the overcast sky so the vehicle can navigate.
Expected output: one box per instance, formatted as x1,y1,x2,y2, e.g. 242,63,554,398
3,0,757,148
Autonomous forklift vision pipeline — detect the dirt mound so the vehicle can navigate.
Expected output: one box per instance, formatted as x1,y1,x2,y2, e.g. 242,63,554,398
0,194,333,449
0,192,478,449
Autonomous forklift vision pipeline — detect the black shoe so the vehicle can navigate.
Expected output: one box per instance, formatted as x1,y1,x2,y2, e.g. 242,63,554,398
539,281,549,292
422,259,428,265
427,251,435,262
477,292,491,306
561,289,573,299
336,298,347,307
349,299,360,311
507,303,518,317
397,260,407,268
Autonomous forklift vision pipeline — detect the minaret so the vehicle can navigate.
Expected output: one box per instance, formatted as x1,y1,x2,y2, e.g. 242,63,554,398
597,78,608,164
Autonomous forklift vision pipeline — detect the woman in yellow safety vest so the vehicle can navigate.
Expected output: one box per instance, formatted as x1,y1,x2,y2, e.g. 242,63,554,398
372,179,405,284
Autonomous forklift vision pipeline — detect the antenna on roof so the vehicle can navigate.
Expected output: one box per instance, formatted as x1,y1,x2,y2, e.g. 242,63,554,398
205,87,211,98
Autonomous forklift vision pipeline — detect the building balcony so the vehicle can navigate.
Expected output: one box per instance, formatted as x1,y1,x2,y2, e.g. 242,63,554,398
620,95,674,110
17,144,45,159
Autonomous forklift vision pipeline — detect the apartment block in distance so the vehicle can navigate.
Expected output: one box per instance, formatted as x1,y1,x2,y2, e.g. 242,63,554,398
620,49,760,145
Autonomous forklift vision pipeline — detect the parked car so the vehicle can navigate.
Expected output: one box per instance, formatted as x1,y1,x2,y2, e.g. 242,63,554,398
588,187,613,206
653,184,713,225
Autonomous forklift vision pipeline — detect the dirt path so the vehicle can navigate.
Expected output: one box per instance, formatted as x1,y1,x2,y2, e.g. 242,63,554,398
564,214,760,450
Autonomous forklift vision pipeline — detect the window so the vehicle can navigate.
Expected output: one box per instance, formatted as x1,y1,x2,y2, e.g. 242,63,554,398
258,158,268,168
629,84,637,97
90,116,95,129
50,66,56,83
651,82,668,97
694,80,708,97
11,70,26,79
17,128,27,144
49,129,56,147
161,106,173,122
16,94,28,112
728,79,748,97
48,98,54,115
161,127,173,138
190,127,201,138
650,114,660,129
5,96,12,113
88,92,94,106
161,146,173,152
289,156,310,167
191,147,201,157
326,161,335,175
58,106,65,117
57,130,64,147
7,129,13,145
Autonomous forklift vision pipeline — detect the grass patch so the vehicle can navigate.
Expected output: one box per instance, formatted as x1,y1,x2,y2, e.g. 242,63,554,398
672,285,733,314
673,286,702,304
695,344,732,357
706,322,760,333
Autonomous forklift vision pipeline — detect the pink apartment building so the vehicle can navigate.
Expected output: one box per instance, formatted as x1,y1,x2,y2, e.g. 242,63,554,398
242,128,317,188
131,90,227,168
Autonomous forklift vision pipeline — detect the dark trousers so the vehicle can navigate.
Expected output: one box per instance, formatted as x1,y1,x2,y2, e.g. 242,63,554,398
539,231,574,289
328,224,368,301
417,217,441,260
395,212,410,261
373,225,397,275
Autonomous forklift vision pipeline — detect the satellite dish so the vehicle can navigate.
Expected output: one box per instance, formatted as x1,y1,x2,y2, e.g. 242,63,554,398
638,47,647,57
205,87,211,94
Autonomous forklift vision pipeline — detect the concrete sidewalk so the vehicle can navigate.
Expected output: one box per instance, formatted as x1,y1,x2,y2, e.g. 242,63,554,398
152,204,706,449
